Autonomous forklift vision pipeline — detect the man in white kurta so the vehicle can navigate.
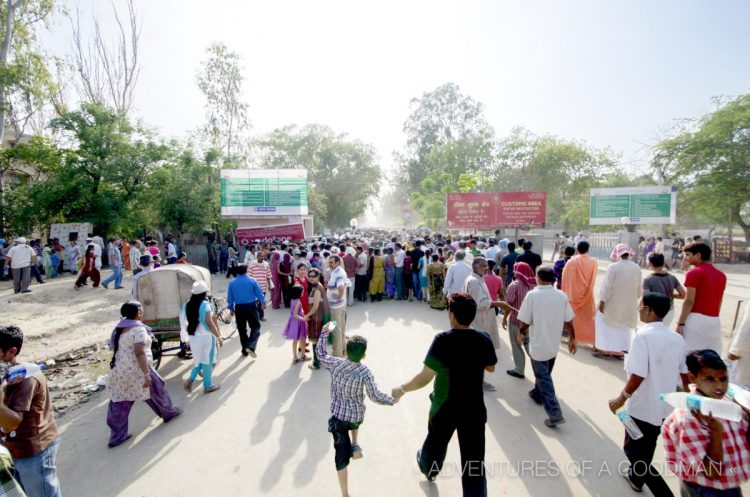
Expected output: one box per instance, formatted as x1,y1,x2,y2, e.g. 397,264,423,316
464,257,510,391
597,244,642,357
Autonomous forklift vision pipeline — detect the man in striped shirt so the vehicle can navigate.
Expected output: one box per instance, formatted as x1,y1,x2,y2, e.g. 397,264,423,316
248,253,272,322
317,323,396,497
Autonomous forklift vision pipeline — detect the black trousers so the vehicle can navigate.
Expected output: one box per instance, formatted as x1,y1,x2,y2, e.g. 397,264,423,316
328,417,360,471
235,303,261,351
354,274,368,301
281,283,292,308
419,409,487,497
623,416,673,497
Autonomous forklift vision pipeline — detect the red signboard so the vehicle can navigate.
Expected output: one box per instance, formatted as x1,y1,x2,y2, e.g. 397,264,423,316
236,223,306,244
446,192,547,229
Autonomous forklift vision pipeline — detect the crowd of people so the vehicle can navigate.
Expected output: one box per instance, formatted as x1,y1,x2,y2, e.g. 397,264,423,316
4,227,750,497
0,234,186,294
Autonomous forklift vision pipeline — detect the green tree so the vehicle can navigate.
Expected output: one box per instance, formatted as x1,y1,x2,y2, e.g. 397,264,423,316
654,94,750,240
0,0,59,235
253,124,381,229
401,82,495,190
490,128,618,230
31,103,170,235
196,42,250,164
0,134,62,234
408,137,491,229
144,146,221,236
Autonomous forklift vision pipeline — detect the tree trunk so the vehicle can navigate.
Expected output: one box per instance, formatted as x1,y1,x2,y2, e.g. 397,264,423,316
0,0,19,236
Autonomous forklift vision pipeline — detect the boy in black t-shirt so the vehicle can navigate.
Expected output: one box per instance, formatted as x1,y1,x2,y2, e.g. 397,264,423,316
643,253,686,327
393,293,497,497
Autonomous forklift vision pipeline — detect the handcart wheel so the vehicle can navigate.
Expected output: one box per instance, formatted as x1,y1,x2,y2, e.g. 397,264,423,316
151,339,163,370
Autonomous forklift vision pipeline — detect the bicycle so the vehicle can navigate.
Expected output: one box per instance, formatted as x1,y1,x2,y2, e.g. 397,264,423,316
210,295,237,339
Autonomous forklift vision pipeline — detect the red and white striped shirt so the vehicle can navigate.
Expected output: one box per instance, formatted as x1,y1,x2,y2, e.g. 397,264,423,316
248,261,271,293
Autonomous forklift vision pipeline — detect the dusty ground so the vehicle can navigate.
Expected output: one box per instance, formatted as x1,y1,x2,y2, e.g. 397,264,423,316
0,270,233,414
0,259,749,495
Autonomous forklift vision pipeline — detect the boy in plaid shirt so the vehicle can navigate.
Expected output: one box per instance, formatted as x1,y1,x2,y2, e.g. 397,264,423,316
662,349,750,496
317,322,396,497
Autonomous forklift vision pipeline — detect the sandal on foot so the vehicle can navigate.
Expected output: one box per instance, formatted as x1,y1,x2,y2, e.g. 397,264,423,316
204,385,220,394
308,364,320,370
184,379,194,392
351,443,364,459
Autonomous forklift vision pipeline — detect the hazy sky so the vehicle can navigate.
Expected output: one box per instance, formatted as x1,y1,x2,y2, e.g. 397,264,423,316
43,0,750,174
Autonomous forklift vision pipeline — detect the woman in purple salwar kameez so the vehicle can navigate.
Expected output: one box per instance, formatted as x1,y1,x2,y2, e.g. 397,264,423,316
270,249,282,309
106,301,182,448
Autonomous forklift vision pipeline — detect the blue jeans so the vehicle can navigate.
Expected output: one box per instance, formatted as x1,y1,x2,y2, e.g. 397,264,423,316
395,267,404,299
412,272,422,300
530,357,563,421
102,265,123,288
14,437,62,497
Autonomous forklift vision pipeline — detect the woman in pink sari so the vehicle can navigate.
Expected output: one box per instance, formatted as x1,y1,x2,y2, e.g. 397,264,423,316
270,248,282,309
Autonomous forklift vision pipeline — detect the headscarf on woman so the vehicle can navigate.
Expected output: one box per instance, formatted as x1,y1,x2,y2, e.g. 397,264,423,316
512,261,537,290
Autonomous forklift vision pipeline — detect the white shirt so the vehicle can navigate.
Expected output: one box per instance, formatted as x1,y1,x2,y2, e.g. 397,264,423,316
6,244,35,269
393,249,405,268
443,260,472,296
624,321,688,426
463,249,475,263
166,242,177,259
89,243,102,269
327,266,348,309
484,246,499,262
356,253,368,276
244,251,256,266
517,285,575,362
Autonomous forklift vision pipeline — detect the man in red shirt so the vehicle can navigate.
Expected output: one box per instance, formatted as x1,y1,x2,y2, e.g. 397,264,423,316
676,243,727,354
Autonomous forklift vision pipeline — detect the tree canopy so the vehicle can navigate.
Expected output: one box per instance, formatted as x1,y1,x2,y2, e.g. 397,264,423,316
253,124,381,229
655,94,750,240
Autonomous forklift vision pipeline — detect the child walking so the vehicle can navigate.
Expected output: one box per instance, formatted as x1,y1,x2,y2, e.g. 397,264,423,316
283,285,309,365
317,322,396,497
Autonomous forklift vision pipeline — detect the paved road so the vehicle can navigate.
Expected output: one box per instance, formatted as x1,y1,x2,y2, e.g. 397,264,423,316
53,265,750,497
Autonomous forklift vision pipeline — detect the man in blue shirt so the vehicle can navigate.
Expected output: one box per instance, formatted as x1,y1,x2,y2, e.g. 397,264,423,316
227,264,266,358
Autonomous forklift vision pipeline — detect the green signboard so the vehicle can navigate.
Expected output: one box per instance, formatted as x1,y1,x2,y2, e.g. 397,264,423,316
221,169,308,216
589,186,676,225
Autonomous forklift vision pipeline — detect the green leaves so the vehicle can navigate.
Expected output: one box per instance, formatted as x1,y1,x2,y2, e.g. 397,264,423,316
252,124,381,229
655,94,750,239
